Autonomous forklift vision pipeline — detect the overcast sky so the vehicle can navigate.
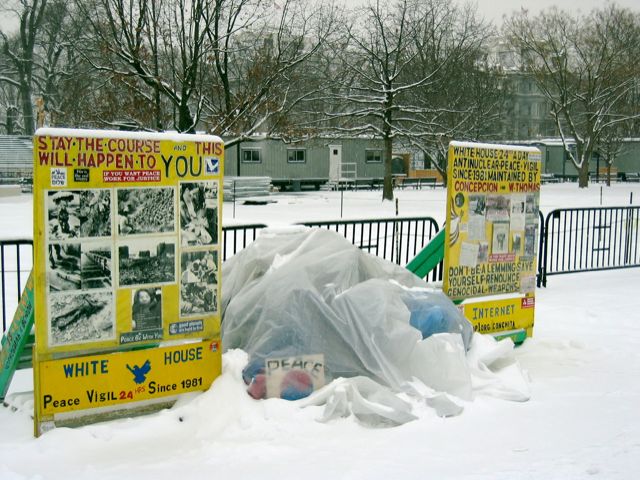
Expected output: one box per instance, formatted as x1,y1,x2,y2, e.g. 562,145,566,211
0,0,638,34
474,0,640,23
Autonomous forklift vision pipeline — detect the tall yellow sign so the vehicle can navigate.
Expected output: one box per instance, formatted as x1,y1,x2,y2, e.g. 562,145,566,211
444,142,541,340
32,128,224,434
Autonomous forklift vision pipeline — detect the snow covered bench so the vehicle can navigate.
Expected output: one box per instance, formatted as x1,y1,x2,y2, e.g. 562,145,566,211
541,173,561,184
625,172,640,182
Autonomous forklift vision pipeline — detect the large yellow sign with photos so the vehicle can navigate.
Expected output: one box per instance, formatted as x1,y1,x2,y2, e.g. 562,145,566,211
444,141,540,339
32,129,224,435
444,142,541,301
33,129,224,356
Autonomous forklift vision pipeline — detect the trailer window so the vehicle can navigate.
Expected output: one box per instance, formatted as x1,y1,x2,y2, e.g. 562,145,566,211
366,149,382,163
242,149,262,163
287,149,306,163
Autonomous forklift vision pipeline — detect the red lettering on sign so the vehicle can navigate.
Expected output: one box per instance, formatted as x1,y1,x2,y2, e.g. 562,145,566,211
521,297,535,309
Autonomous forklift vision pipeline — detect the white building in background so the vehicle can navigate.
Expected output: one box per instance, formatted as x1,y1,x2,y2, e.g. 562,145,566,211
0,136,32,183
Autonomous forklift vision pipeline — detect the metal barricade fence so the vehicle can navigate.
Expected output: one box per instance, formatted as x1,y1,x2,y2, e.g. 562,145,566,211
538,206,640,287
221,224,268,262
4,208,639,331
2,217,441,333
1,240,33,332
301,216,442,282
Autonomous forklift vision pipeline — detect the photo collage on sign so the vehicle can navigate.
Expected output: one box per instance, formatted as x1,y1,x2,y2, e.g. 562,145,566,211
116,186,176,336
46,190,115,346
178,181,219,318
45,186,182,347
459,191,540,268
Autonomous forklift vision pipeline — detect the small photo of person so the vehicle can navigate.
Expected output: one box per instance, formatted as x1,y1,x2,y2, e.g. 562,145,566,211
180,181,218,246
131,287,162,331
180,251,218,316
48,191,80,239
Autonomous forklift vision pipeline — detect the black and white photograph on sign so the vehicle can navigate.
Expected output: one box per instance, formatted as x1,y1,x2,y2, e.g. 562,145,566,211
511,195,525,215
132,287,162,331
180,250,217,316
491,222,510,255
520,274,536,294
77,189,111,237
525,194,539,215
512,232,523,255
524,224,538,257
469,195,486,217
49,291,114,346
180,181,218,246
485,195,510,222
48,242,81,292
467,194,487,241
477,241,489,263
47,190,81,239
118,238,176,286
81,244,112,289
117,187,175,236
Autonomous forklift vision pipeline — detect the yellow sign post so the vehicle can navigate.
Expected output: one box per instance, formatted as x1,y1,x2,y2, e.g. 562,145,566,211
32,128,224,435
444,142,541,341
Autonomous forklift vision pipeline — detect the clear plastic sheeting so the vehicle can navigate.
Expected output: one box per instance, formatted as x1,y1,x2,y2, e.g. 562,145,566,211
221,227,475,392
298,376,419,427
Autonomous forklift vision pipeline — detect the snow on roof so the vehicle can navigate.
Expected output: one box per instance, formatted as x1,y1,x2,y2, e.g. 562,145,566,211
35,128,223,144
449,140,541,153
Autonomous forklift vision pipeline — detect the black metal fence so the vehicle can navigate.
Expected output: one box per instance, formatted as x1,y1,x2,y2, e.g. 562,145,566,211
537,206,640,286
1,216,441,333
3,207,639,333
0,239,33,333
301,216,442,280
221,223,267,261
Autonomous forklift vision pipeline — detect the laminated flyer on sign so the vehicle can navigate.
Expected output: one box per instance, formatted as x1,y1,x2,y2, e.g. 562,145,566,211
444,142,541,301
32,129,224,357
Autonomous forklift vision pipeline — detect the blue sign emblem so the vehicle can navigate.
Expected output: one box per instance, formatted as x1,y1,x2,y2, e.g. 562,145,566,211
205,157,219,175
126,360,151,384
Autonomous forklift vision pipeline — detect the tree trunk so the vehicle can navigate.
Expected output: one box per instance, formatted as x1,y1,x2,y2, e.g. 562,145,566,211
6,107,18,135
20,84,35,135
578,161,589,188
606,164,611,187
382,134,393,201
177,103,195,133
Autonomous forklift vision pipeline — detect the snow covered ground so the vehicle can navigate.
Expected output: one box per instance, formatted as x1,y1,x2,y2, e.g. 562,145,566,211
1,183,640,480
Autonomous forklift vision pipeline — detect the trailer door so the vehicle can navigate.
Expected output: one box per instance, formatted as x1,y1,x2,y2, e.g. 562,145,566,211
329,144,342,182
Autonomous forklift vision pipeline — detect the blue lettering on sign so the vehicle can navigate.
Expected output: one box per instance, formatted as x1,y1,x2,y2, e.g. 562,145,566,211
62,359,109,378
205,157,219,174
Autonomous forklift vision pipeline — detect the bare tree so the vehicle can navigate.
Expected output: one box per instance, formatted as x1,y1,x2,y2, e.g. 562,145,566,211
399,3,502,181
79,0,211,132
405,63,509,182
321,0,489,200
506,5,640,188
0,0,48,135
201,0,340,147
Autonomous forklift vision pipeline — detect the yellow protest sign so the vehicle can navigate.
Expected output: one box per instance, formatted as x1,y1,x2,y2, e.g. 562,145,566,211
31,129,224,435
444,142,541,300
32,129,224,357
35,339,221,430
460,296,535,338
444,142,541,339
